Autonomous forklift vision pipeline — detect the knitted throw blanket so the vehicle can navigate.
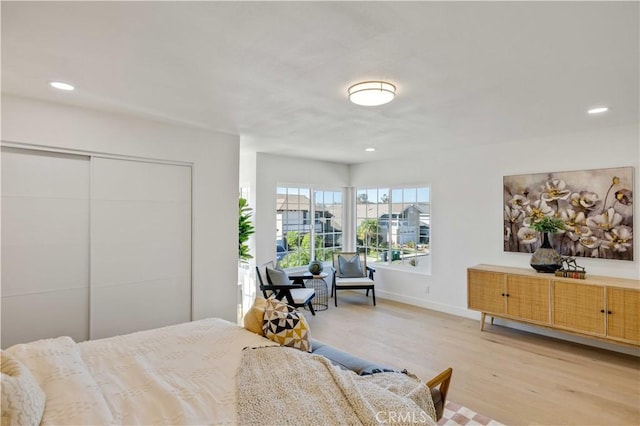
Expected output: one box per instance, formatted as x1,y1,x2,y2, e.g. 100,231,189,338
237,346,437,425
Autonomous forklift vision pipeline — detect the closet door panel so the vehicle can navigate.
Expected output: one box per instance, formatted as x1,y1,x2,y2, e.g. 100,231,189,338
91,158,192,339
91,202,190,285
1,147,90,348
1,288,89,348
2,198,89,295
91,278,191,338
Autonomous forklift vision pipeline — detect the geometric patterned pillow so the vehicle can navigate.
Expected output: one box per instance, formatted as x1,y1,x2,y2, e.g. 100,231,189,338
262,298,311,352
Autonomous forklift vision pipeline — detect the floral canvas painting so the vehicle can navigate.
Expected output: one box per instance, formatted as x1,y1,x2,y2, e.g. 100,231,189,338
504,167,633,260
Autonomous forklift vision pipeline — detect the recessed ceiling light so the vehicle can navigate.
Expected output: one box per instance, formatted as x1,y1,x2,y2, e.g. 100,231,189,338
587,107,609,114
365,147,376,152
348,81,396,106
49,81,75,91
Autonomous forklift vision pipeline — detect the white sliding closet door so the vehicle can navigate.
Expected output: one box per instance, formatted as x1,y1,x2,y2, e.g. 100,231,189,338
90,158,192,339
1,147,90,348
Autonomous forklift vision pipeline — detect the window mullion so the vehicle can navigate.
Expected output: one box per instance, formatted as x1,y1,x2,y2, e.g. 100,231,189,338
310,190,316,261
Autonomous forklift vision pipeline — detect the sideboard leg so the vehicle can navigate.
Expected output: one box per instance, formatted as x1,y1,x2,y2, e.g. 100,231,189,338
480,312,486,331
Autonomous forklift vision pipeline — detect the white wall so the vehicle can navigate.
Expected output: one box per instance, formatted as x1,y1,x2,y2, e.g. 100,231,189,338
350,124,640,328
1,95,240,323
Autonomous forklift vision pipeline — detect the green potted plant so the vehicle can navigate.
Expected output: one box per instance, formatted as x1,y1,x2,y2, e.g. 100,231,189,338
239,197,255,263
529,216,565,273
530,216,565,234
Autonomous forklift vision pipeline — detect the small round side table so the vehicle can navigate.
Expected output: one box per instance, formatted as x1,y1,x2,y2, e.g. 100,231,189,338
305,272,329,311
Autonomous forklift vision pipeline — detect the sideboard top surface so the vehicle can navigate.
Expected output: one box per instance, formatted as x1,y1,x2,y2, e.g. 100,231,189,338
469,264,640,290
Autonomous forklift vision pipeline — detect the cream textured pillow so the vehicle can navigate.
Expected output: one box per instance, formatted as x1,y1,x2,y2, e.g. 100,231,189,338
1,351,46,426
6,336,114,426
262,298,311,352
244,296,268,335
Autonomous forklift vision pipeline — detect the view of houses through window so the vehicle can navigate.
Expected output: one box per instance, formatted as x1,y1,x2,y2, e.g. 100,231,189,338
276,187,343,267
356,186,430,270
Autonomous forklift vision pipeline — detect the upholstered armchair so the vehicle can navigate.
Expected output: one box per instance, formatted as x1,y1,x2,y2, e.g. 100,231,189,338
331,252,375,307
255,261,316,315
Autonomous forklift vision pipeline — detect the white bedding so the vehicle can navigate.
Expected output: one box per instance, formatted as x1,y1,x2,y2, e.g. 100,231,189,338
6,318,276,425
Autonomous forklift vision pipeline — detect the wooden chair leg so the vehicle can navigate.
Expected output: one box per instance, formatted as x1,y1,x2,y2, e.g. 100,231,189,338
334,290,338,307
371,287,376,306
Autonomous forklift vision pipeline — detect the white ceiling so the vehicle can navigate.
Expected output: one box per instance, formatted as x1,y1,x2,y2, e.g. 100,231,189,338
2,1,638,165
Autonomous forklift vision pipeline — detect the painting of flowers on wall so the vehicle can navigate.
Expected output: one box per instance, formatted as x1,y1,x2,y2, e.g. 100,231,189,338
504,167,633,261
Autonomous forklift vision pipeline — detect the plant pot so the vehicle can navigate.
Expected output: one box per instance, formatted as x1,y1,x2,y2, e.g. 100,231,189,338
530,232,562,273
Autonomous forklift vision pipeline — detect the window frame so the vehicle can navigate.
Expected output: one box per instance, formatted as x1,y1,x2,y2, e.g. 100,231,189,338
276,185,344,268
355,185,431,273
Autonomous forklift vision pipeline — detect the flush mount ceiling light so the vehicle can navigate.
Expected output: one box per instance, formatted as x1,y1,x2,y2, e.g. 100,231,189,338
49,81,75,91
365,147,376,152
587,106,609,114
348,81,396,106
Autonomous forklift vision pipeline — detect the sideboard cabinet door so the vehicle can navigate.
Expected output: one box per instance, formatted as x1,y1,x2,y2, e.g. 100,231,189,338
553,281,605,336
468,269,505,315
607,288,640,344
506,275,551,325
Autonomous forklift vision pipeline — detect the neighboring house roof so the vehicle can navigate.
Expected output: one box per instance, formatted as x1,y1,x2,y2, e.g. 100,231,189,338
356,203,430,220
276,194,311,210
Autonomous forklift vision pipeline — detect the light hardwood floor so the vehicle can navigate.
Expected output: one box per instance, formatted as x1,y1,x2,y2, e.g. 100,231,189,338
304,292,640,426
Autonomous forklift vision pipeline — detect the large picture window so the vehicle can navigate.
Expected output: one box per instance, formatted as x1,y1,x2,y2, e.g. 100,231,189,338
356,186,430,271
276,187,343,267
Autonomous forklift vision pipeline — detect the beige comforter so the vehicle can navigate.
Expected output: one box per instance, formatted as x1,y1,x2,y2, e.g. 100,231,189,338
6,318,277,425
5,318,436,425
237,346,437,426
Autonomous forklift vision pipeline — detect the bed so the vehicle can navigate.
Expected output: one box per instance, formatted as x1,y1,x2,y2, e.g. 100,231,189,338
1,318,444,425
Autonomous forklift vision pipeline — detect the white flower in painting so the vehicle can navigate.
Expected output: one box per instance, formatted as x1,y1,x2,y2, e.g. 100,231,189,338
507,194,530,210
522,200,553,227
560,209,590,241
570,191,600,211
504,206,525,224
504,226,511,241
541,179,571,202
602,226,633,253
579,235,601,249
586,208,623,232
517,227,538,245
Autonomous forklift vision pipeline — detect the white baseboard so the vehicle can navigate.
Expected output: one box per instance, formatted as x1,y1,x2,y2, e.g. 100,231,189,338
375,290,478,320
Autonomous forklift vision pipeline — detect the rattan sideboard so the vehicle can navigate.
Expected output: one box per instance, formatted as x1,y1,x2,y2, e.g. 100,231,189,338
467,264,640,347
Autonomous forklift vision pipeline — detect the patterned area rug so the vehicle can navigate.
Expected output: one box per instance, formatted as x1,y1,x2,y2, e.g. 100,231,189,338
438,401,505,426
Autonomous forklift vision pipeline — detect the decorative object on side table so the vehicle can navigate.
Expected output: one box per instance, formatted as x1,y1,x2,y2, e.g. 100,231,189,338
308,259,324,275
529,216,564,273
555,256,587,279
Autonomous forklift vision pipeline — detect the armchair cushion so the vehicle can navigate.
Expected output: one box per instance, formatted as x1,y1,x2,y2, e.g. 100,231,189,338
338,254,364,278
266,266,291,286
262,298,311,352
334,277,374,287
